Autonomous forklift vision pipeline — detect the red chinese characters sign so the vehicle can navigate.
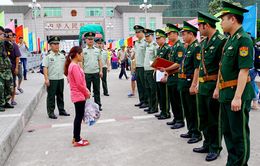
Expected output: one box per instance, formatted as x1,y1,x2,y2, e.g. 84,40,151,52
46,22,87,30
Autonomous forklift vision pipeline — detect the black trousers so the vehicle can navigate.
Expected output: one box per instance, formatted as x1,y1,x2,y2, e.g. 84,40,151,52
73,100,86,142
119,62,128,79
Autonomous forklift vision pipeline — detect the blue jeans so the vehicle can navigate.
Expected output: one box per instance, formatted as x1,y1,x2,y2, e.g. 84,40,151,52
20,58,27,79
249,69,260,101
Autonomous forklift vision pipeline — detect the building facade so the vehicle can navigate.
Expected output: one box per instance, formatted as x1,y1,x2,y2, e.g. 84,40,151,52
1,0,167,43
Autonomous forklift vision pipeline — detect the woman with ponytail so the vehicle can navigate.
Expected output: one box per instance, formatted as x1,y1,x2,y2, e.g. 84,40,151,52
64,46,90,147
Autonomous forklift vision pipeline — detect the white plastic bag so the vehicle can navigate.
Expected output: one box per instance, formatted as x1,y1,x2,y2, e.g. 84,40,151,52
83,100,101,126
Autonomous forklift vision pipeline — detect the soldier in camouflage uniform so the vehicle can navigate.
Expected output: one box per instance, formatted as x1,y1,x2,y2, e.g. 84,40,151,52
0,26,14,112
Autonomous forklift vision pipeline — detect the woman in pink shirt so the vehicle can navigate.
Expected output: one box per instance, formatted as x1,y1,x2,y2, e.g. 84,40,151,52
64,46,90,147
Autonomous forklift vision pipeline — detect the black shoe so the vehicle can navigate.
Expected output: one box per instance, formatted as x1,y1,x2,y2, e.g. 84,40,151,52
144,108,150,112
59,111,70,116
154,113,161,117
135,103,143,107
148,110,158,114
99,106,102,111
0,107,5,112
205,152,219,162
171,122,185,129
157,115,171,120
49,114,57,119
139,103,149,109
187,136,202,144
180,133,192,138
4,103,14,108
104,93,110,96
166,120,176,125
193,146,209,153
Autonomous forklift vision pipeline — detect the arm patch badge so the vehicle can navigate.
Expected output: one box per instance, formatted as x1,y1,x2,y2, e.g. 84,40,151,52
239,47,249,57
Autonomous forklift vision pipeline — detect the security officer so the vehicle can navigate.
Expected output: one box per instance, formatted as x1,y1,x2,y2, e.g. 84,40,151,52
95,38,110,96
193,11,226,162
42,36,70,119
165,23,185,129
143,29,158,114
83,32,103,111
179,22,202,144
133,25,148,109
0,26,14,112
215,2,254,165
154,29,171,120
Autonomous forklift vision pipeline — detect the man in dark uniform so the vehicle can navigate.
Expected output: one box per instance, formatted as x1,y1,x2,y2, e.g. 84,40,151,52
154,29,171,120
193,11,226,162
215,2,255,165
179,22,202,144
43,36,70,119
83,32,103,111
133,25,148,109
164,23,185,129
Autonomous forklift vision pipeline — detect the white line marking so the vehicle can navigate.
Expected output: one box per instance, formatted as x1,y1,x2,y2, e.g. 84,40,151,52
97,119,116,124
133,115,154,120
52,123,72,128
0,113,22,118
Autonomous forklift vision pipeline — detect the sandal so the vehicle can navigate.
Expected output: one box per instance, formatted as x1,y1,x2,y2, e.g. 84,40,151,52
18,88,24,93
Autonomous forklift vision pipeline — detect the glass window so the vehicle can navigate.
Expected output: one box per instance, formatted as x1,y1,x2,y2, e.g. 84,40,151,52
128,17,135,31
106,7,114,17
85,7,103,16
139,17,146,28
149,17,156,30
44,8,61,17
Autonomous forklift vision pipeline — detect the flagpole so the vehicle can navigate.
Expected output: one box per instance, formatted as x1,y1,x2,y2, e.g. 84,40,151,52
256,3,257,39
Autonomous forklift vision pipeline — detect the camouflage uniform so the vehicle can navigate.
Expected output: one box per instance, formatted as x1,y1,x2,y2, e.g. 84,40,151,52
0,41,13,111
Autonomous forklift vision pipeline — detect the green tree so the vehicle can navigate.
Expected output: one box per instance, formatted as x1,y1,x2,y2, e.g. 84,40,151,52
208,0,242,15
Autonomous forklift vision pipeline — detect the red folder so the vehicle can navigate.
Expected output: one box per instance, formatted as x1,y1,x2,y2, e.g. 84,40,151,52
151,57,179,75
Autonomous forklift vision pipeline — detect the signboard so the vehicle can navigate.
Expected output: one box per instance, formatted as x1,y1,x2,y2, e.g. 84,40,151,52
45,22,102,30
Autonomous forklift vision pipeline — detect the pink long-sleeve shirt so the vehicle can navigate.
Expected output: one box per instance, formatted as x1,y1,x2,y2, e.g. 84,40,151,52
68,62,90,103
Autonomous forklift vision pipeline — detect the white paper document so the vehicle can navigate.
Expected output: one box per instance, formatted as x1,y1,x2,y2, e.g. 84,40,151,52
156,70,165,82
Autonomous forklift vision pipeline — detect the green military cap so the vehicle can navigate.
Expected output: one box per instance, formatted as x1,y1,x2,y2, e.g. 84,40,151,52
198,11,219,26
84,32,96,38
165,23,181,33
95,38,104,43
182,21,198,33
218,1,249,18
48,36,60,44
133,25,145,32
144,29,155,36
155,29,167,38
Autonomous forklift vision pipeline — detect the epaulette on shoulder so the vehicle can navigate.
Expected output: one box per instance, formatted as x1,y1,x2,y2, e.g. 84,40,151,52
153,42,157,47
217,34,225,40
236,33,242,39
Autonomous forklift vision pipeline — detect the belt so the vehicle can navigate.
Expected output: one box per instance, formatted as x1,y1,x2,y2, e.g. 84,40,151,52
219,77,251,90
178,73,193,79
199,74,218,83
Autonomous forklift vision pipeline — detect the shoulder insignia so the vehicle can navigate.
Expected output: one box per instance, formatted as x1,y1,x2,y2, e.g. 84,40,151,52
217,34,225,40
236,33,242,39
239,46,249,57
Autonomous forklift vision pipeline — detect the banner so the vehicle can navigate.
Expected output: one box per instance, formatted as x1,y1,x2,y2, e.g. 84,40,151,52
32,33,36,51
0,11,4,26
5,20,15,33
243,4,257,38
23,27,29,46
28,32,33,52
15,25,23,43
